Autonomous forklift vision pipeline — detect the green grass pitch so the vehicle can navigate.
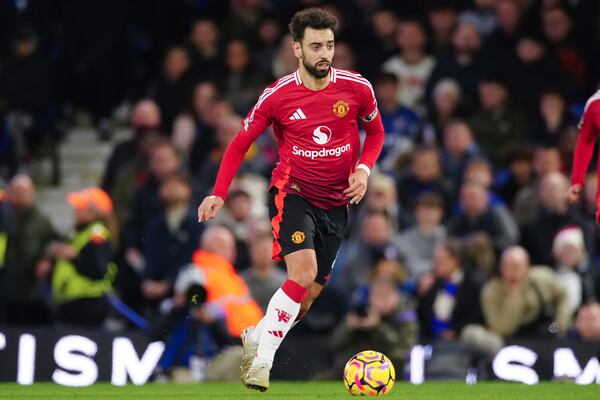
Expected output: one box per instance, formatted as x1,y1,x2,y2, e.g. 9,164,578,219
1,382,600,399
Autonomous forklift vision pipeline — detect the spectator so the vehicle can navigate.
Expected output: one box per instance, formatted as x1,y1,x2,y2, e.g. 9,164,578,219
51,188,116,327
440,120,482,192
347,174,412,240
469,72,527,167
463,246,571,355
520,172,595,266
541,6,589,97
512,145,562,224
484,0,525,60
148,46,193,132
195,113,242,195
271,33,297,78
569,303,600,342
241,230,286,313
426,21,488,112
254,16,284,80
417,238,484,341
102,99,162,224
222,39,267,115
495,146,534,209
329,279,417,377
212,189,256,268
396,146,453,214
360,9,399,79
187,19,223,82
462,232,497,280
142,173,203,308
172,81,218,170
423,79,465,145
397,193,446,280
375,73,421,172
426,3,458,56
333,210,402,295
552,227,600,313
382,18,435,115
123,139,182,274
505,34,565,114
447,181,519,252
528,89,577,146
463,159,496,193
3,175,59,325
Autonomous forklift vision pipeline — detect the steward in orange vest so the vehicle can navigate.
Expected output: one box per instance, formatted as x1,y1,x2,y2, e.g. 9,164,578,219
190,249,263,337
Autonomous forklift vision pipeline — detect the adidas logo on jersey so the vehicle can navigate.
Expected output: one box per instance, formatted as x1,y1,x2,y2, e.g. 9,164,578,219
267,330,284,338
289,108,307,120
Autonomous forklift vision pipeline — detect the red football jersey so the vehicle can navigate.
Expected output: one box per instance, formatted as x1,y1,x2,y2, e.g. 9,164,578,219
571,89,600,186
213,68,383,209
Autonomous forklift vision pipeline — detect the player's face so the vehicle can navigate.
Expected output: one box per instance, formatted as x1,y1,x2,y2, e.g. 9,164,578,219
293,27,335,79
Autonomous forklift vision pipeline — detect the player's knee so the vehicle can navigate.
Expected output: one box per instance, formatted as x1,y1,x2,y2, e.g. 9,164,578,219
288,266,317,288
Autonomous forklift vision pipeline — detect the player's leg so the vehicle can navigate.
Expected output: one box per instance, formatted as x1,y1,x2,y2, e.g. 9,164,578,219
290,203,347,328
244,191,316,391
245,248,316,391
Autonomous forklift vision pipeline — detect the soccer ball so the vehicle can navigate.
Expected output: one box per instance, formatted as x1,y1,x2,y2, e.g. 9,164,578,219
343,350,396,396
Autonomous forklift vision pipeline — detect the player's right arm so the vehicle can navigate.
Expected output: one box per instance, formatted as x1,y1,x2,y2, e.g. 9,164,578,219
198,87,274,222
567,99,600,204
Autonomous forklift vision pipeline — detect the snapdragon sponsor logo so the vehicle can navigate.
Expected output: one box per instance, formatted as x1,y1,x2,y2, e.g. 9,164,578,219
293,143,351,159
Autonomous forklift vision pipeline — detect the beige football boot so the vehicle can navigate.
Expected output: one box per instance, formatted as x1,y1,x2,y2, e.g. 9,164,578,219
245,362,270,392
240,326,257,387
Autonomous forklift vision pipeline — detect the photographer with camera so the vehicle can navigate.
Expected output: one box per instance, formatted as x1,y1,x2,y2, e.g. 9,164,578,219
152,225,263,381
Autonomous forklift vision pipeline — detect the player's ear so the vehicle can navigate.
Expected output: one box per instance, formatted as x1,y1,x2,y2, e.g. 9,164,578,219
292,40,303,59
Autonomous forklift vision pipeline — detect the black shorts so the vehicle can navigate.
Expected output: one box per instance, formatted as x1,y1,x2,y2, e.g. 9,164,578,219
269,188,347,285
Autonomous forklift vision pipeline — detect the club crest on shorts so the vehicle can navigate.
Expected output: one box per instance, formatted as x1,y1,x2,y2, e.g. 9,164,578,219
333,100,350,117
291,231,305,244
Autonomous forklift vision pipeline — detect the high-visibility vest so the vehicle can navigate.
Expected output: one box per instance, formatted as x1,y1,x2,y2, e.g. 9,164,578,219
0,231,6,269
192,250,263,337
52,222,117,304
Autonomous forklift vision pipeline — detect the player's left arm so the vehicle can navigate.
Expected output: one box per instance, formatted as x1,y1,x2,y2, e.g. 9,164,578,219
344,81,385,205
567,100,600,204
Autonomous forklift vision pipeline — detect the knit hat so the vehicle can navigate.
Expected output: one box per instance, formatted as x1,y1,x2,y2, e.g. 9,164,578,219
552,226,585,255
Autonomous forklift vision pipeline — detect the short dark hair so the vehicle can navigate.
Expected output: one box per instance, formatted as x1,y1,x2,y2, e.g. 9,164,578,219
289,8,338,42
416,192,443,210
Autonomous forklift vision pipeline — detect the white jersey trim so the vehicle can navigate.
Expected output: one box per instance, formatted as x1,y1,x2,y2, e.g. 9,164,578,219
335,70,376,101
584,90,600,114
245,74,295,128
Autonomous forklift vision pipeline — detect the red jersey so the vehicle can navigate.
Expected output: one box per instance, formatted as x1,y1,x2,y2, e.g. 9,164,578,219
212,68,384,209
571,90,600,186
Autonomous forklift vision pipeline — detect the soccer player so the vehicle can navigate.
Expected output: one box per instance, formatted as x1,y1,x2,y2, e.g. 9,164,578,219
197,8,384,392
566,89,600,221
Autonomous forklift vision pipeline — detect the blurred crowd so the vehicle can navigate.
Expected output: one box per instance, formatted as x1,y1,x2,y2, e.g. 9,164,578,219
1,0,600,381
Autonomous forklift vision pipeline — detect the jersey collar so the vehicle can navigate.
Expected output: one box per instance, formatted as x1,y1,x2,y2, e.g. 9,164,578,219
294,68,336,85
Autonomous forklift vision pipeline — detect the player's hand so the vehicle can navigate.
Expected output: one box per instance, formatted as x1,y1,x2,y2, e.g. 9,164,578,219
197,195,224,222
566,184,582,204
344,169,369,204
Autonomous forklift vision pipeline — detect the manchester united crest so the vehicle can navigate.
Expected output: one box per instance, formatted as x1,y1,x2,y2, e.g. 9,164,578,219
291,231,305,244
333,100,350,118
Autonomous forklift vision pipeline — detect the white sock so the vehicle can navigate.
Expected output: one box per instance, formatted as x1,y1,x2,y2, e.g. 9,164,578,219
251,310,303,344
252,280,306,368
250,317,265,344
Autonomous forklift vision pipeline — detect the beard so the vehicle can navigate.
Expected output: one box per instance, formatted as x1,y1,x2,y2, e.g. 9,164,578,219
303,58,331,79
